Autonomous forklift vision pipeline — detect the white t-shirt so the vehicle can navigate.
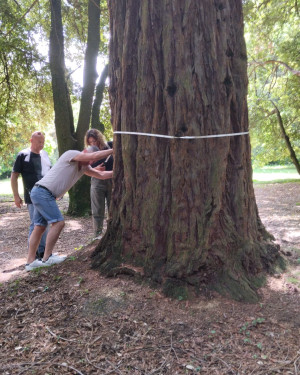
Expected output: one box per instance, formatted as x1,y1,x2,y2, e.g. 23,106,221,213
37,150,91,198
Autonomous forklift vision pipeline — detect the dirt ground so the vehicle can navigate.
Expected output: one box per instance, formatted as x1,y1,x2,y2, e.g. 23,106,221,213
0,183,299,375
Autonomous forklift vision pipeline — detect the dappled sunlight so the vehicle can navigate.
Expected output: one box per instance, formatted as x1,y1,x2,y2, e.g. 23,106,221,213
287,230,300,240
64,219,86,232
255,183,300,257
192,300,220,311
266,276,287,292
0,213,27,227
0,257,26,283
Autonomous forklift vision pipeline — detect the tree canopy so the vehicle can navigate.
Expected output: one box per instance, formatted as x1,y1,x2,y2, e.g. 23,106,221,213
1,0,298,175
244,0,300,169
0,0,111,176
0,0,54,172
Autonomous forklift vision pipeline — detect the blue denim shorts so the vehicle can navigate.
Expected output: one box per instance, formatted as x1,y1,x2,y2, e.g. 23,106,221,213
30,186,64,226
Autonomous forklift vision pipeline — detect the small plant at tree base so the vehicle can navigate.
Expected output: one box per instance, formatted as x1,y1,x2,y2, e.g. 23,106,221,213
80,289,89,296
252,317,265,326
240,318,266,336
32,267,42,275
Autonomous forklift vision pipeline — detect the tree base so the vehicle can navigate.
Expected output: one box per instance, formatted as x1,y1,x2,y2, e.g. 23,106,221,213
91,229,285,303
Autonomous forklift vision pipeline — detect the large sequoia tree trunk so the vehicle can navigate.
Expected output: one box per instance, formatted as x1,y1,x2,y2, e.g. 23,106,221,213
92,0,283,302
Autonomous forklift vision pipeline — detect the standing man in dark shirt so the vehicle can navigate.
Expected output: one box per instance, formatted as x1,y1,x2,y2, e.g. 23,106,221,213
11,131,51,259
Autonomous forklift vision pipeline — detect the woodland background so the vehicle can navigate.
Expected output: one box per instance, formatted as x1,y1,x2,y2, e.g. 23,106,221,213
0,0,299,177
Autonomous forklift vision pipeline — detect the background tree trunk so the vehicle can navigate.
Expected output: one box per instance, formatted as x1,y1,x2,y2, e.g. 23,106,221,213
49,0,76,154
92,0,282,301
91,64,109,131
76,0,100,146
68,0,101,215
271,101,300,174
50,0,102,215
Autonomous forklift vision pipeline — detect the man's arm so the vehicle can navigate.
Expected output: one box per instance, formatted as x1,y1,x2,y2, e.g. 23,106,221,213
84,168,113,180
72,149,113,162
11,172,23,208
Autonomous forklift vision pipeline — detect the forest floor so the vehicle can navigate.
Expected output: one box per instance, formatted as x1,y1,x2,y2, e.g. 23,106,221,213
0,183,299,375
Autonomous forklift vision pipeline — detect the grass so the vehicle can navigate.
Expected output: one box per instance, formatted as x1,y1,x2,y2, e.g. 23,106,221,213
253,165,299,184
0,178,14,202
0,178,12,193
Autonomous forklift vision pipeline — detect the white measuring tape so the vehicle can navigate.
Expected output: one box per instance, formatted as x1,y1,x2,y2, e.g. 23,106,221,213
114,131,249,139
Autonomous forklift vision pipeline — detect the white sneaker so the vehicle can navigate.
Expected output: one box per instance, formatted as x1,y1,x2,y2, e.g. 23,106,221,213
50,254,67,261
42,254,67,267
25,259,44,271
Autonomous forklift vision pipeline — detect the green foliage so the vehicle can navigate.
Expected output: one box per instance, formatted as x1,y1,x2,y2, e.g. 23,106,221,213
9,1,300,172
100,87,113,141
240,317,266,348
0,0,110,173
244,0,300,167
0,0,54,170
60,0,110,107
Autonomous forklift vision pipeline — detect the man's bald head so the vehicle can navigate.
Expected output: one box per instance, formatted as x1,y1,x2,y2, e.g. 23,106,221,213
31,131,44,138
30,131,45,154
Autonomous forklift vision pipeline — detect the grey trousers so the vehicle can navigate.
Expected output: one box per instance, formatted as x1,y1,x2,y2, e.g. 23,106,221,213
90,178,112,236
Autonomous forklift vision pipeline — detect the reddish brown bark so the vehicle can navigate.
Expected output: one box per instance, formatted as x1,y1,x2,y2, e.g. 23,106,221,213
92,0,282,301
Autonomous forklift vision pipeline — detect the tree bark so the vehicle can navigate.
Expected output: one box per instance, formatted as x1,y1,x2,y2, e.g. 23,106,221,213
49,0,76,154
91,64,109,131
68,0,101,215
271,101,300,174
76,0,101,147
92,0,283,301
50,0,103,215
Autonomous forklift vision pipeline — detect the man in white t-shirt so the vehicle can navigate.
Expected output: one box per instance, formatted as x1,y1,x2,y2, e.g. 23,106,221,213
25,148,113,271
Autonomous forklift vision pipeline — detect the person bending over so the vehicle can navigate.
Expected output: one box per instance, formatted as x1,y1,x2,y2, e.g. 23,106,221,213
25,147,113,271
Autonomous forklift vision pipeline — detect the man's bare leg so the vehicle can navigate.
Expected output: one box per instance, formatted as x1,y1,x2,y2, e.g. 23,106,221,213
42,221,65,261
27,225,46,264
